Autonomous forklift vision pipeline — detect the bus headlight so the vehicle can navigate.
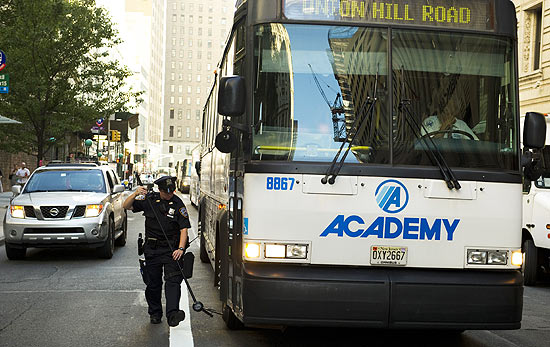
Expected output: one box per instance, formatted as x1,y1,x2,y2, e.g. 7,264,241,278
511,250,523,266
286,244,307,259
244,242,260,259
467,250,487,264
265,244,286,258
487,250,507,265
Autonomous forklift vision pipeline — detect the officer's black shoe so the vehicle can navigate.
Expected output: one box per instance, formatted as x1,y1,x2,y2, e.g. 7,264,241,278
150,315,162,324
167,310,185,327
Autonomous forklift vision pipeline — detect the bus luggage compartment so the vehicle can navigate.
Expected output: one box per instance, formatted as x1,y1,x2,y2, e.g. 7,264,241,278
241,263,522,330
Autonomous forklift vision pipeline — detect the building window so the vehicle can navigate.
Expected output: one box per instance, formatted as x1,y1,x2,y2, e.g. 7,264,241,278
186,127,190,138
187,109,191,119
189,27,193,35
533,7,543,70
187,86,192,93
178,96,183,104
195,110,200,120
197,74,201,82
198,28,203,36
169,146,173,153
171,61,176,69
177,126,182,138
207,52,212,59
170,85,175,92
169,126,174,137
221,18,226,25
178,85,183,93
207,40,212,48
170,96,175,104
199,16,203,24
169,109,174,119
188,74,192,82
188,50,193,59
171,49,176,57
178,109,183,120
186,146,191,155
180,38,185,46
177,145,181,154
208,28,212,36
195,127,200,138
196,98,201,105
197,51,202,59
208,16,212,24
172,38,176,46
172,14,177,22
189,15,193,24
187,97,191,105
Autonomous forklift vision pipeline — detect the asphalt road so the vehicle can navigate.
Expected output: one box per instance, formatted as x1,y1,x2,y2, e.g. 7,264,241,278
1,193,550,347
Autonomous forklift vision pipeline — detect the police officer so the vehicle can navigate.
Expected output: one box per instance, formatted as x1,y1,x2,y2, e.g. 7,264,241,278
123,176,191,326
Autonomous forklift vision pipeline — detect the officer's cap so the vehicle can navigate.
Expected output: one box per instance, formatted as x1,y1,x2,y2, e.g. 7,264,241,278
154,176,177,193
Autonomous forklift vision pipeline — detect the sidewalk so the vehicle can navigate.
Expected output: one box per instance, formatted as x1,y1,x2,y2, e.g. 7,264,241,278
0,192,11,245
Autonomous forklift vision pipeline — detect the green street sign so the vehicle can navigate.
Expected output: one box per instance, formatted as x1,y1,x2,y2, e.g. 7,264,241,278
0,74,8,93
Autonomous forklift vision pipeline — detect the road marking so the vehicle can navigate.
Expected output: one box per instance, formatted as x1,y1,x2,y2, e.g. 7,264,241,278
170,291,194,346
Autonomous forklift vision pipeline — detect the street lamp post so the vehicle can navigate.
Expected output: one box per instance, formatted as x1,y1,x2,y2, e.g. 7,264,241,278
84,139,92,158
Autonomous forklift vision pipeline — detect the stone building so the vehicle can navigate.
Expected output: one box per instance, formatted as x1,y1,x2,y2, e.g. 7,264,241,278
514,0,550,115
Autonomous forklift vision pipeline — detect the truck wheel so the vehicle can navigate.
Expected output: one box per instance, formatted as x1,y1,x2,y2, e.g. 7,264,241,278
5,243,26,260
98,218,115,259
523,239,538,286
222,302,244,330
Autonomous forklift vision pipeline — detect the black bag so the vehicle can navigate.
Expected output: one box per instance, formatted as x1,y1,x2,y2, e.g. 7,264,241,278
182,252,195,279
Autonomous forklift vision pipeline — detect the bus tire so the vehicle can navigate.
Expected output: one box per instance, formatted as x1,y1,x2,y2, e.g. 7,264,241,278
523,239,538,286
222,302,244,330
200,228,209,263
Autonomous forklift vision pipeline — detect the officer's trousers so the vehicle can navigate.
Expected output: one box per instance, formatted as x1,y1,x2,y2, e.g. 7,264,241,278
144,244,184,318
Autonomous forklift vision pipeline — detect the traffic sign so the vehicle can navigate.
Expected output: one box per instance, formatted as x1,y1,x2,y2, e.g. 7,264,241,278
0,50,6,71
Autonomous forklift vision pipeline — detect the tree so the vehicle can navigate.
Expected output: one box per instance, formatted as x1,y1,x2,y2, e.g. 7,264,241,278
0,0,142,165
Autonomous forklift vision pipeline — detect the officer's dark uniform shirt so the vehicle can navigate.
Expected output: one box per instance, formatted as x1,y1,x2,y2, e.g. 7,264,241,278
132,192,191,242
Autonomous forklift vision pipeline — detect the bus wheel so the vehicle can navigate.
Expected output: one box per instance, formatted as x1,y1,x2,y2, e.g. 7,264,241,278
222,302,244,330
523,239,538,286
200,227,209,263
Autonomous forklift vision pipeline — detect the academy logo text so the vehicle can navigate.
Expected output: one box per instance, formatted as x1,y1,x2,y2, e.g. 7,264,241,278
320,179,460,241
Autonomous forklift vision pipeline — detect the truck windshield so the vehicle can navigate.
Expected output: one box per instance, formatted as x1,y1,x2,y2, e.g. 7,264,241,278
252,23,518,171
24,170,106,193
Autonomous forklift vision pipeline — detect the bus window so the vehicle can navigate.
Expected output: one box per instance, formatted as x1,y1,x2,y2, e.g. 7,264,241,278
252,24,390,163
392,30,518,171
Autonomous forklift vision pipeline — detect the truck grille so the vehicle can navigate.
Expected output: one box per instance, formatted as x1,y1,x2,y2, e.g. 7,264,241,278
72,205,86,218
40,206,69,219
24,206,36,218
24,228,85,234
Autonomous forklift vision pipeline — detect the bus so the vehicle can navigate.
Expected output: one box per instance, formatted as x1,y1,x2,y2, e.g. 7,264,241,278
198,0,546,330
189,145,201,206
176,160,192,193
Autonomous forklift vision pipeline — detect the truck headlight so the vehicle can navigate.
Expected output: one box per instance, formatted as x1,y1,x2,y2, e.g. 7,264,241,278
10,205,25,219
85,204,104,218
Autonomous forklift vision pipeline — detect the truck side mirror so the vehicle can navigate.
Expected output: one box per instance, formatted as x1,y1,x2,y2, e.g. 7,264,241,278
523,112,547,181
523,112,546,149
218,76,245,117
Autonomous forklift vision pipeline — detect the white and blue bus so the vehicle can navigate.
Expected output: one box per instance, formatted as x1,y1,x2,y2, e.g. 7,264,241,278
198,0,546,330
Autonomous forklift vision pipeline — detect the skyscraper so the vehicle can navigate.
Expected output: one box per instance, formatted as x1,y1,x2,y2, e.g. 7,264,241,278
161,0,235,168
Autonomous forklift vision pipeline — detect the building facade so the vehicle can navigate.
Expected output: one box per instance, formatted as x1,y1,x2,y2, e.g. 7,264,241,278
161,0,235,168
514,0,550,115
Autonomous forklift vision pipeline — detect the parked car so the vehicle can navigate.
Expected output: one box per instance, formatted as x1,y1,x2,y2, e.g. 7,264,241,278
3,163,127,260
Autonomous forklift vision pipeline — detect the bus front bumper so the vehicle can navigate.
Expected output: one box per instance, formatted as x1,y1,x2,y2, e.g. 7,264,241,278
241,263,523,329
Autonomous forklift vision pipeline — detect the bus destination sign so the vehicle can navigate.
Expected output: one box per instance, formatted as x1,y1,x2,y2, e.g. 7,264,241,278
283,0,495,31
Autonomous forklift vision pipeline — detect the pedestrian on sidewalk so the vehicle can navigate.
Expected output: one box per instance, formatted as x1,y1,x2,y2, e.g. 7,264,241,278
16,162,30,187
9,164,19,189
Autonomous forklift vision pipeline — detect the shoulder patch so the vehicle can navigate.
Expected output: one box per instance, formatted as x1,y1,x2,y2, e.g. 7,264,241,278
135,195,146,201
179,207,188,218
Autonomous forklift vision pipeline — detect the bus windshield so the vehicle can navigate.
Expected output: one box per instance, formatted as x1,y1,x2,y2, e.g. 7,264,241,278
252,23,518,171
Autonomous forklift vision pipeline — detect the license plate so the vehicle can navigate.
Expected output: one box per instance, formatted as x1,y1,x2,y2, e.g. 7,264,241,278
370,246,408,266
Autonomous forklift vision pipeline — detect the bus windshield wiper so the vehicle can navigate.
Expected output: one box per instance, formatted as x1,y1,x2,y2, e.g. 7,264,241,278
322,71,379,185
398,67,460,190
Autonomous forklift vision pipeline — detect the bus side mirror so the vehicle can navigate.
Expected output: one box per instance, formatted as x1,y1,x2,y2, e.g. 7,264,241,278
523,112,546,149
218,76,245,117
522,112,547,181
215,129,238,153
